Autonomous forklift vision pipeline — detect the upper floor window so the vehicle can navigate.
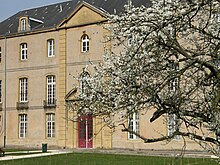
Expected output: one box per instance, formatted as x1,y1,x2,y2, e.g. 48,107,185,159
212,13,220,23
47,75,56,105
20,18,26,31
47,39,55,57
128,112,139,140
127,35,134,47
81,34,89,53
168,78,178,92
20,43,28,60
19,78,28,102
80,69,90,96
168,61,179,93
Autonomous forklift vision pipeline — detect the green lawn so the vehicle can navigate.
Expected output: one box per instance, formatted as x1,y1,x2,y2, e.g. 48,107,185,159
0,152,218,165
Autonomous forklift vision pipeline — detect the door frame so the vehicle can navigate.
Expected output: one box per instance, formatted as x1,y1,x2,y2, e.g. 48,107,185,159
78,115,93,148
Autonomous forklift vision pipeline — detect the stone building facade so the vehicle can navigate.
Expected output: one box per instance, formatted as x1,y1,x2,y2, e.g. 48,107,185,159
0,0,203,150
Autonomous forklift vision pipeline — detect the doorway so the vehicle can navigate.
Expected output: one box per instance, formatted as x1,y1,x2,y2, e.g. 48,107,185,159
78,115,93,148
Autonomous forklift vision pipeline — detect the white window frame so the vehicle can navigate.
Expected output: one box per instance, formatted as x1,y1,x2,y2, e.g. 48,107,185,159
20,43,28,60
168,78,178,92
212,13,220,23
80,70,90,95
47,39,55,57
20,18,26,31
168,62,179,93
168,113,179,140
19,114,27,138
19,78,28,102
127,35,134,47
46,113,55,138
128,112,139,140
47,75,56,105
81,35,89,53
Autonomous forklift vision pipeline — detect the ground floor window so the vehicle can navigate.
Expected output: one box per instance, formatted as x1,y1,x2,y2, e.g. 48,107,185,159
168,113,179,140
46,113,55,138
128,112,139,140
19,114,27,138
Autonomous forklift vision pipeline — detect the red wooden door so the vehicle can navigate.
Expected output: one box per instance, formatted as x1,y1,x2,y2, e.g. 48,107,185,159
78,115,93,148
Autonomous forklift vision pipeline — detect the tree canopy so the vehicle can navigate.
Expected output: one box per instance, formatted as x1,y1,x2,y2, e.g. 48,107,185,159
75,0,220,157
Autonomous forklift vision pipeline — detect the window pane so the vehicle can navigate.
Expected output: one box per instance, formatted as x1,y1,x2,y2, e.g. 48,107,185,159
46,114,55,138
21,19,26,31
47,76,56,105
82,35,89,53
48,39,55,57
20,78,28,102
20,43,27,60
128,112,139,140
19,114,27,138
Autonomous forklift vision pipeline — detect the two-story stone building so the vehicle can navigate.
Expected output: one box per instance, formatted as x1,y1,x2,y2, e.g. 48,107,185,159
0,0,203,151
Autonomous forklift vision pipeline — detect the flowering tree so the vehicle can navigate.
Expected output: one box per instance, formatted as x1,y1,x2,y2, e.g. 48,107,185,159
76,0,220,156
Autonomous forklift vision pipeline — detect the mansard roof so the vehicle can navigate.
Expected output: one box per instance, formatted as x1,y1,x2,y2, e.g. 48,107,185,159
0,0,151,37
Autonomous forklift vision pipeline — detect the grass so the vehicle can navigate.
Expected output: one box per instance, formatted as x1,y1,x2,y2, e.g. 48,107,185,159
0,152,218,165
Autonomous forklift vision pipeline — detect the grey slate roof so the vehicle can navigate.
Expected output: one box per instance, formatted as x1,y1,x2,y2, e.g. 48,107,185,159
0,0,151,37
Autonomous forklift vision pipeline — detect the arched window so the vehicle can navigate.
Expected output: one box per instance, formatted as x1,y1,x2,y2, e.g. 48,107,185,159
20,18,26,31
81,35,89,53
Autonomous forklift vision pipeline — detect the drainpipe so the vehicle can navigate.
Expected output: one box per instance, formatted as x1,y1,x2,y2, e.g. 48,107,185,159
3,35,7,148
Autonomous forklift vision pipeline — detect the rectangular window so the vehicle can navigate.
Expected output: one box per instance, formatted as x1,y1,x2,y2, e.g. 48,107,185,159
127,35,134,47
168,113,179,140
168,61,179,93
19,114,27,138
19,78,28,102
168,78,178,92
128,112,139,140
47,76,56,105
47,39,55,57
168,61,179,140
20,43,27,60
213,13,220,23
46,113,55,138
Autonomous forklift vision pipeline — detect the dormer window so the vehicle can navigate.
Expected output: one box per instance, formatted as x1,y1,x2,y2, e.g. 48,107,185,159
20,18,27,31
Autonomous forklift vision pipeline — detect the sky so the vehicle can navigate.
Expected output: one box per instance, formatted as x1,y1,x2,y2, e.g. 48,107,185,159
0,0,68,22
